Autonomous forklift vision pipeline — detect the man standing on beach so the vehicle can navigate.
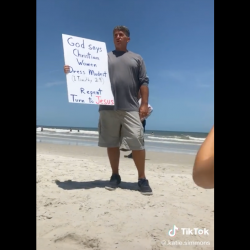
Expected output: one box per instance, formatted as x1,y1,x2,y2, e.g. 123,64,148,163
64,26,152,195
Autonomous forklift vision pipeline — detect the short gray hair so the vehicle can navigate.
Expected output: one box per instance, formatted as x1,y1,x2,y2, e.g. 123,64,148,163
113,26,130,37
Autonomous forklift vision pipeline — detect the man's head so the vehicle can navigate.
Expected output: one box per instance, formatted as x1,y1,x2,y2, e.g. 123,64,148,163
113,26,130,51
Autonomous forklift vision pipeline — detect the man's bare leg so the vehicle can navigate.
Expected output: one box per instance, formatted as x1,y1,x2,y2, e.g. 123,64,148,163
131,149,146,179
107,147,120,174
105,147,121,190
132,149,152,195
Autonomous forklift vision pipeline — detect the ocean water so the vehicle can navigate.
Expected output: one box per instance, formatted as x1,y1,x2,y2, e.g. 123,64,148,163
36,125,207,155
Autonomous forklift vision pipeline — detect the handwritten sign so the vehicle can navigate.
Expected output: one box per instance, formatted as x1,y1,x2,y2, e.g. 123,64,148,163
62,34,114,105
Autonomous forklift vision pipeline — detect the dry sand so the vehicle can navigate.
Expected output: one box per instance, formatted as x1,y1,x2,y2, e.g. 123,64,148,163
37,143,214,250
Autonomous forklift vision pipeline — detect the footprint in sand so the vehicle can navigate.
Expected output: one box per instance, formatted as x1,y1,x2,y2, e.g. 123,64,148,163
54,233,100,249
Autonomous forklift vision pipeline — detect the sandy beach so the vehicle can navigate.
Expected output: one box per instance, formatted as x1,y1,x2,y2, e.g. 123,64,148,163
37,143,214,250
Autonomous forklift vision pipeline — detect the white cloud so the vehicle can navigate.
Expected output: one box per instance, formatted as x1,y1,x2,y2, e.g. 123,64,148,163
158,69,214,88
44,80,65,87
196,83,212,88
38,69,62,77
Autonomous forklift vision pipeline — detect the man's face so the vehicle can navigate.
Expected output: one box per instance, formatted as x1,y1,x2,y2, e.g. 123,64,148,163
113,30,130,49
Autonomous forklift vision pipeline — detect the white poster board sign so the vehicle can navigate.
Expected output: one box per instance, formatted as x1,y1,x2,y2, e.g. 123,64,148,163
62,34,114,105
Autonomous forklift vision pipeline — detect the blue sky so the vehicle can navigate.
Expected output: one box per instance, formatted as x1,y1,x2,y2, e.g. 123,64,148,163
37,0,214,133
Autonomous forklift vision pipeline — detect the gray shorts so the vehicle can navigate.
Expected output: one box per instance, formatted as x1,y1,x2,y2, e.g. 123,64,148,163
98,110,145,150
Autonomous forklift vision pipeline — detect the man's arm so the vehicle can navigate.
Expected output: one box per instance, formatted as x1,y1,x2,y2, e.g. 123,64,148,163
140,85,149,105
138,57,149,119
192,126,214,189
139,84,149,120
140,107,153,121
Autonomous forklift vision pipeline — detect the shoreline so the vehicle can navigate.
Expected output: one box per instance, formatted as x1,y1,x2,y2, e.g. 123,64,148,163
37,142,196,166
36,137,199,155
36,125,209,134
